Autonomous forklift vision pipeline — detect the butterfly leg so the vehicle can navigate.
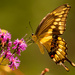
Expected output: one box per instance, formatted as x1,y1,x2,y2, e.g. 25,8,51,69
26,37,34,46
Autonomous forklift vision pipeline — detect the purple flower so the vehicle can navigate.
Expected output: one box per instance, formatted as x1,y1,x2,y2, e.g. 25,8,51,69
0,29,11,41
1,50,12,58
0,29,27,70
5,51,12,58
19,38,27,51
5,32,11,40
16,49,21,56
9,56,20,70
7,41,12,50
12,38,27,55
0,32,11,42
0,29,12,50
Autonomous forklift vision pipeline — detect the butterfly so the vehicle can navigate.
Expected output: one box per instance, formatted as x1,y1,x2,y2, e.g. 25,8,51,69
31,4,75,71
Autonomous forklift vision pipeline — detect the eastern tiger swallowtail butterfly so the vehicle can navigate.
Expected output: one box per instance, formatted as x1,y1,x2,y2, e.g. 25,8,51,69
31,4,75,71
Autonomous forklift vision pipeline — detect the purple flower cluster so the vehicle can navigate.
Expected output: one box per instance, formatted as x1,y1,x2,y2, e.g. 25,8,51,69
12,38,27,55
0,30,12,51
0,29,27,70
3,50,12,58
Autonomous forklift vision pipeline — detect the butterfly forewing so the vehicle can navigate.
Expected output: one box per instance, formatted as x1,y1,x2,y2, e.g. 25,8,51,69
35,4,71,37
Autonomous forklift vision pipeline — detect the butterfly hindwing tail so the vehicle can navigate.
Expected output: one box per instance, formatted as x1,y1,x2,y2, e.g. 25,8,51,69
47,35,75,71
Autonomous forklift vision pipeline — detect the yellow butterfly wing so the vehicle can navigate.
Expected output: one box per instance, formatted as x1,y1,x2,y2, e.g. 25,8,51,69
32,4,75,71
32,4,71,54
35,4,71,36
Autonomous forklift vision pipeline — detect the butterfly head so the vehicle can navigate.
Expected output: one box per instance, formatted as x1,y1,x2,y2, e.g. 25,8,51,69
32,33,37,43
32,33,34,36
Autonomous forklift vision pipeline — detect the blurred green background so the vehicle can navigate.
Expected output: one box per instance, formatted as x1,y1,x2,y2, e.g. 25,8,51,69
0,0,75,75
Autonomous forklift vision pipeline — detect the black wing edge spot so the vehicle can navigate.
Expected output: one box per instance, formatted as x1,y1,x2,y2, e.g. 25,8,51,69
64,4,71,8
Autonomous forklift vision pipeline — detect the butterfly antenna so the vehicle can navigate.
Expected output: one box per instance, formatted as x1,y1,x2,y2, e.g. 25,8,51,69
23,21,34,46
23,34,28,39
29,21,34,33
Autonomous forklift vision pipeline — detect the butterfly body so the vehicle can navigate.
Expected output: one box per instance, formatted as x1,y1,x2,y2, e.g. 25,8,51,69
32,4,75,71
32,34,45,54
